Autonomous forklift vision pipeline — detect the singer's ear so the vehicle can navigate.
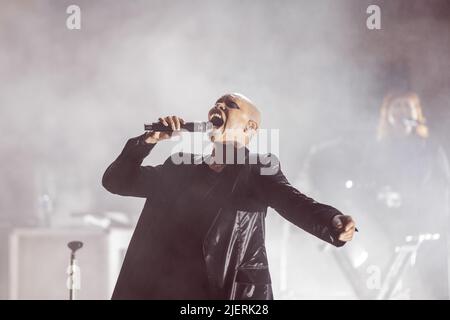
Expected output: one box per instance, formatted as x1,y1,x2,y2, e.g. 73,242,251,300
245,120,258,133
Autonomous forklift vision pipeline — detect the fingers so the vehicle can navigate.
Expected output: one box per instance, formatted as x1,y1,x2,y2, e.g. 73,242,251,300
165,116,175,131
339,229,355,241
341,228,354,237
158,117,169,127
344,219,355,232
339,234,353,242
161,116,184,131
335,215,355,232
173,116,181,131
333,215,356,242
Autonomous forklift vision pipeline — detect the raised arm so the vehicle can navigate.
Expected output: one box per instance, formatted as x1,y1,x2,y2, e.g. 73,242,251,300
102,134,164,198
102,115,186,198
256,154,352,247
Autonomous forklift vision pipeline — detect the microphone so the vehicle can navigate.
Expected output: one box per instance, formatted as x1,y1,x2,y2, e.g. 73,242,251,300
67,241,83,252
144,118,223,132
403,118,419,128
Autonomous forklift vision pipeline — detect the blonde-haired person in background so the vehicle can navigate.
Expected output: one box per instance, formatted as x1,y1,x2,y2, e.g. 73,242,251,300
293,90,449,299
377,91,429,141
363,91,449,299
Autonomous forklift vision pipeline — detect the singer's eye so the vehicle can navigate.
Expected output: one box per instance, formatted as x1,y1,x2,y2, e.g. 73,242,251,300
216,96,240,109
226,101,240,109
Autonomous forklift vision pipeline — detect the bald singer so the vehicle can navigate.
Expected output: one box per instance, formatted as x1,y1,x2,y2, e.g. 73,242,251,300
102,93,356,300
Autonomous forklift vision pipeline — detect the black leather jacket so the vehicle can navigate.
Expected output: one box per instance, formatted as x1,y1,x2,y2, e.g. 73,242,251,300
102,135,345,300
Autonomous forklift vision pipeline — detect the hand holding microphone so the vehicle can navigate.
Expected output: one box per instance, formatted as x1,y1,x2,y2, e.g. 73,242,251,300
144,116,221,144
144,116,186,144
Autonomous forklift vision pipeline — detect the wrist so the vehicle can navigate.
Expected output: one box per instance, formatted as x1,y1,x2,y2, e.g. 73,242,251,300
331,214,343,230
144,137,158,145
136,133,157,146
142,133,158,145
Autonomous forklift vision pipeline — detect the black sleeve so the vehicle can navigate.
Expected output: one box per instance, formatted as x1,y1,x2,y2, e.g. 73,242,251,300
256,154,346,247
102,134,165,198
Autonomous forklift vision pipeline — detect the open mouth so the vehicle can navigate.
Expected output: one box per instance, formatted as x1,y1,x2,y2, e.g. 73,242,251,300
209,111,225,129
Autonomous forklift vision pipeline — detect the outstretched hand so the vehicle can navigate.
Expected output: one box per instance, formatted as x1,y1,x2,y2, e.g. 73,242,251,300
332,215,356,242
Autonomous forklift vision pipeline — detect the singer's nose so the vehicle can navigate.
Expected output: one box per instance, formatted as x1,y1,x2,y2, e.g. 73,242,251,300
216,103,226,111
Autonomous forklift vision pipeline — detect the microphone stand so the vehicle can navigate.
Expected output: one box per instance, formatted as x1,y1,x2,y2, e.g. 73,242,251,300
67,241,83,300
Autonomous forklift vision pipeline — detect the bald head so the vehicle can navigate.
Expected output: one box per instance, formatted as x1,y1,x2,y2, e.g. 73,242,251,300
226,93,261,129
208,93,261,146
